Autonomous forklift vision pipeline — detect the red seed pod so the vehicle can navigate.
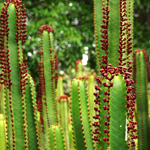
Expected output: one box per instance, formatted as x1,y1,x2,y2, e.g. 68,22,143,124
93,136,100,141
103,137,109,141
93,122,100,127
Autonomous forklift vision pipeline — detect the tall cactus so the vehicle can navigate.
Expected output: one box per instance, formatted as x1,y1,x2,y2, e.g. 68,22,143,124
0,0,39,149
37,25,58,149
93,0,137,149
70,78,94,150
134,49,150,150
38,25,57,125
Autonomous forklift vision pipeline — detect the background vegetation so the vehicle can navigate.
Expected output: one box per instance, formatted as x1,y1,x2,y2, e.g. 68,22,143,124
1,0,150,85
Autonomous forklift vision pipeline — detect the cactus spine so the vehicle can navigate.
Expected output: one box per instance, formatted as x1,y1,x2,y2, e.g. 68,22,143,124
134,49,150,150
0,1,39,149
49,124,66,150
70,78,94,150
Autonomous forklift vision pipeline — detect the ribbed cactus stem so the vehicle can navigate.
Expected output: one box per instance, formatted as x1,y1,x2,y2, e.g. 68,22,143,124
0,114,5,150
0,84,4,114
25,73,40,149
0,1,28,149
134,49,150,150
70,78,94,150
49,123,66,150
93,0,104,76
87,74,96,127
56,76,64,124
58,95,69,149
38,25,57,125
0,1,40,149
109,74,127,149
75,60,83,78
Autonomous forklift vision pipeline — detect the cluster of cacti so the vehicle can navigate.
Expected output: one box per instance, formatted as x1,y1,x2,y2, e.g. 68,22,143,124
0,0,149,150
134,49,150,149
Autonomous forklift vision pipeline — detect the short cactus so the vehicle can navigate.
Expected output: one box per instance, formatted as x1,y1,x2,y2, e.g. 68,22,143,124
49,123,66,150
75,60,83,78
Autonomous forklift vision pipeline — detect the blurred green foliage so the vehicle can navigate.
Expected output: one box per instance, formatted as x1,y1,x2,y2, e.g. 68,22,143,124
0,0,149,85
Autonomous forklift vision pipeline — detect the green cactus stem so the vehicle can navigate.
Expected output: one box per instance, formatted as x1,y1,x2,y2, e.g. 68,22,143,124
75,60,83,78
25,73,40,150
0,1,40,149
0,114,5,150
87,74,96,126
0,1,28,149
58,94,69,149
56,76,64,123
134,49,150,150
94,0,134,69
93,0,104,76
0,84,4,114
49,123,66,150
68,124,75,150
109,74,127,149
38,25,57,125
70,78,94,150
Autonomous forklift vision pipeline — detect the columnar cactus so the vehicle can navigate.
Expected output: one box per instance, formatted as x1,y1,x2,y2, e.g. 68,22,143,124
0,0,39,149
56,76,64,123
93,0,137,149
37,25,58,149
58,95,69,149
70,78,94,150
87,74,96,124
75,60,83,78
134,49,150,150
38,25,57,125
49,123,66,150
